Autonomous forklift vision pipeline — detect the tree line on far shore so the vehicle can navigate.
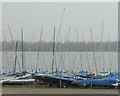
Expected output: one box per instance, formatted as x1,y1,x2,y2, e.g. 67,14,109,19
1,41,118,52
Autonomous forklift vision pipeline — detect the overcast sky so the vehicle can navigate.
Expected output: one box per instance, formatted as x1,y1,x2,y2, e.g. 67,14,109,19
2,2,118,42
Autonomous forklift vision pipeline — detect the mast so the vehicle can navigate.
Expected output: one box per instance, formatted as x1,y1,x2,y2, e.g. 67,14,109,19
52,26,56,74
54,8,65,73
35,27,43,72
59,26,72,73
8,26,14,73
21,28,24,72
81,31,90,72
108,32,112,72
76,29,83,71
14,41,18,74
56,8,65,43
90,29,97,74
100,21,106,72
64,27,72,72
8,26,14,42
3,30,10,73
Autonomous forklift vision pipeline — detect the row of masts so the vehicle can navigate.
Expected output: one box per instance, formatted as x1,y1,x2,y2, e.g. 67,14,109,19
2,25,115,75
14,29,25,74
2,8,115,75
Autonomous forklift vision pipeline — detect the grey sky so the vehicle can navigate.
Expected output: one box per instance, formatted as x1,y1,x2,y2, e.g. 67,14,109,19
2,2,118,42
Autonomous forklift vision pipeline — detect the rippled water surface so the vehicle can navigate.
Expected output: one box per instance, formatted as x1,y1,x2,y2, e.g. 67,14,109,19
2,52,118,73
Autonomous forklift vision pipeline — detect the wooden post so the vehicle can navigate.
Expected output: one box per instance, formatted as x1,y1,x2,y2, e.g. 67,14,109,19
60,77,62,88
91,73,93,88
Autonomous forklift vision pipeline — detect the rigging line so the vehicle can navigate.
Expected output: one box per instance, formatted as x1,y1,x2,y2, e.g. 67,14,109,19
5,52,10,73
100,21,106,72
40,48,47,71
100,22,104,56
14,41,18,74
8,26,17,72
101,49,106,72
21,28,24,72
71,29,80,72
95,38,100,72
64,27,72,72
8,26,14,43
28,32,35,72
38,52,46,72
63,54,67,72
76,29,83,71
2,30,10,73
57,54,61,71
72,50,78,73
36,26,43,72
16,33,20,52
79,53,83,70
67,51,72,72
16,55,21,73
81,31,90,72
8,26,16,54
57,45,64,72
56,8,65,47
4,30,12,73
60,27,71,72
60,53,64,72
41,52,47,71
57,36,63,72
55,8,66,72
67,36,75,72
65,27,71,42
61,52,65,72
28,32,35,51
16,38,22,73
108,32,112,72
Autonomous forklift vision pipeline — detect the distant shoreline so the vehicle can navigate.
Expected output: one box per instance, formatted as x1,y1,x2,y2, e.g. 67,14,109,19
1,41,118,52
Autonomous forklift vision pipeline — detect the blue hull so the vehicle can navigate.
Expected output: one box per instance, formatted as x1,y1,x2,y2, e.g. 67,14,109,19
78,77,118,87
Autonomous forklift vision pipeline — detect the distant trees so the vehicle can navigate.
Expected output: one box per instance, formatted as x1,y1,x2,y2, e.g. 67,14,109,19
1,41,118,52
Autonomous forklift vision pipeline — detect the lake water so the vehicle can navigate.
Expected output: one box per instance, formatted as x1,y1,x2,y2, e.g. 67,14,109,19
2,52,118,73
